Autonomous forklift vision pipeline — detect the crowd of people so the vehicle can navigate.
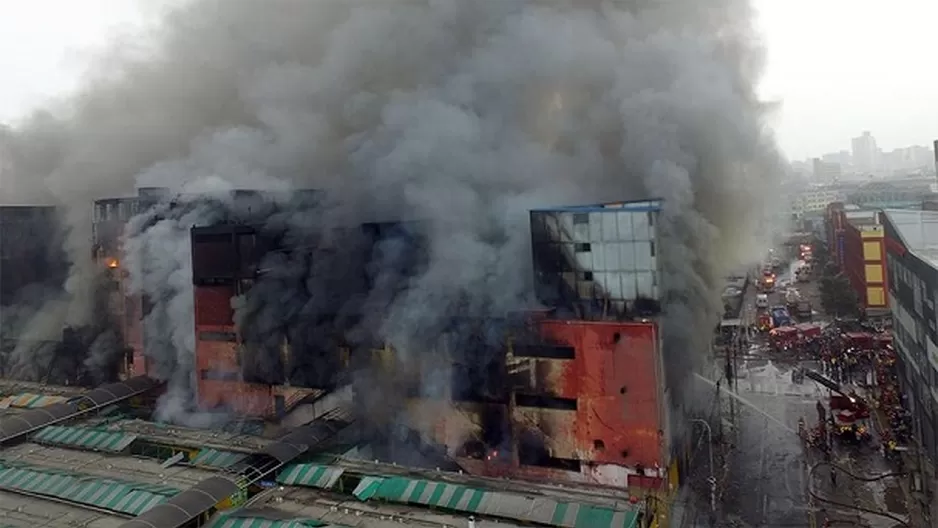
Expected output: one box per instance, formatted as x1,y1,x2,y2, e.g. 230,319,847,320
874,343,913,464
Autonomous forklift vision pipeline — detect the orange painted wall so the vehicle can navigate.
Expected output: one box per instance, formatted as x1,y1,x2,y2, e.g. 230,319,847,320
537,320,663,470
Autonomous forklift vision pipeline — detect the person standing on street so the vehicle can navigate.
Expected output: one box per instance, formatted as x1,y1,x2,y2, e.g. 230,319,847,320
830,465,837,487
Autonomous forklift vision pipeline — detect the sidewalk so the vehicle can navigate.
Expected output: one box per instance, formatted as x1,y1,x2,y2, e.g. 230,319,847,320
868,399,931,527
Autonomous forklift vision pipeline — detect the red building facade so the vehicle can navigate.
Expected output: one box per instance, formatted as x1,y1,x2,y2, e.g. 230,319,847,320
826,205,890,311
421,318,668,491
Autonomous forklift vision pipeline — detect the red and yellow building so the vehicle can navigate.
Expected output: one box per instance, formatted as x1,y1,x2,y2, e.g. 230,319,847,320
826,203,891,312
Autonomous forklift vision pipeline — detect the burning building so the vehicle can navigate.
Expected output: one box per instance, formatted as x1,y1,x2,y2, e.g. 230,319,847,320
91,190,679,496
0,206,67,307
405,199,676,494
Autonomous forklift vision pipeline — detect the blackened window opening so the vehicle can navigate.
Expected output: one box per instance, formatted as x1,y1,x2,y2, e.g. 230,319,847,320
574,243,591,253
200,370,239,381
515,393,577,410
513,344,575,360
199,331,238,342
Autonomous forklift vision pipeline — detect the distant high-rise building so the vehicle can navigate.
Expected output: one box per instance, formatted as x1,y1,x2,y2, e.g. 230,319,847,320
933,139,938,177
812,157,841,183
852,131,878,175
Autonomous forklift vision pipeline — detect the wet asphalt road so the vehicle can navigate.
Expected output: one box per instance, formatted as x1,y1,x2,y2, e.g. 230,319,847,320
713,260,911,527
718,261,812,526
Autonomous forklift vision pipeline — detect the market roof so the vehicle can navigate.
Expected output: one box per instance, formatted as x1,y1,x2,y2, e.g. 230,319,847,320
120,476,241,528
191,448,248,469
0,376,161,445
0,459,179,516
0,488,125,528
210,509,347,528
1,443,217,489
273,462,642,528
0,393,68,409
33,425,137,453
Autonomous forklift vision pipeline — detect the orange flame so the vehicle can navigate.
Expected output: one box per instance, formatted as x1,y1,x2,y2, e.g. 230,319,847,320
107,258,119,269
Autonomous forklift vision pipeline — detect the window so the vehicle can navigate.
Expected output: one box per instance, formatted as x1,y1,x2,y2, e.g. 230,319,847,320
513,344,576,359
579,271,594,281
649,241,656,257
199,331,237,342
574,243,591,253
573,213,589,225
647,211,654,227
200,370,239,381
515,394,578,410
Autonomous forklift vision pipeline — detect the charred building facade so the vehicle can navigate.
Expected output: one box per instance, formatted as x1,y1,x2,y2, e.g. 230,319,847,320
406,199,674,495
89,189,677,495
0,206,67,307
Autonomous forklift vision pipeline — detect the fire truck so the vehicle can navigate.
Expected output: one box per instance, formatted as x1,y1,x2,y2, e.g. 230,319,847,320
760,269,776,292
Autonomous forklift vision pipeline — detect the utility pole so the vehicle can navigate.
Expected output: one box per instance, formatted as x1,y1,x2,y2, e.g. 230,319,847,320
691,418,716,516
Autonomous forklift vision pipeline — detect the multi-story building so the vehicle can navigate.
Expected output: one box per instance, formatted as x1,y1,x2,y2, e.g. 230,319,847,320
876,210,938,525
792,187,845,218
410,199,677,500
852,131,879,175
0,206,66,307
811,159,842,184
883,209,938,472
846,178,937,209
189,215,415,418
830,207,888,316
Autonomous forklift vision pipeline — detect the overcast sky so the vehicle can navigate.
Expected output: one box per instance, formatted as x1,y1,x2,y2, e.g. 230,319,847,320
0,0,934,162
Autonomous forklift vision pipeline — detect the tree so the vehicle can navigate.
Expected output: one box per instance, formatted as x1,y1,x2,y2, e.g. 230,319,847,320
819,265,861,318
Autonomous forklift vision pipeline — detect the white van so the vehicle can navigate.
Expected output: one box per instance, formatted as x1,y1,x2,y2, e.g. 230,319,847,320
756,293,769,309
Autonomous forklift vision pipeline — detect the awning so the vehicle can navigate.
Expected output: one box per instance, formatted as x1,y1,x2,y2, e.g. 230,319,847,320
33,425,137,453
0,461,179,515
191,448,247,468
276,464,344,489
350,474,640,528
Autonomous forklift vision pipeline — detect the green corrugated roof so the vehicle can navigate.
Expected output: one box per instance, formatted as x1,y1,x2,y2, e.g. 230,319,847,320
212,517,333,528
352,476,384,500
0,461,180,515
351,474,640,528
33,425,137,453
277,464,344,489
191,448,248,468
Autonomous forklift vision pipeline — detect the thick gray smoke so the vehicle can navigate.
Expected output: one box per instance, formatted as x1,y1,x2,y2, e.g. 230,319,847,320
0,0,782,425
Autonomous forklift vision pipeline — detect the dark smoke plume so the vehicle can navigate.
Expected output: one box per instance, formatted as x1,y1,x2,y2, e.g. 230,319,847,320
0,1,783,425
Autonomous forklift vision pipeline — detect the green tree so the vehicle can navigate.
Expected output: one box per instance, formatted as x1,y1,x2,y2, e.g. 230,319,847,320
819,265,861,317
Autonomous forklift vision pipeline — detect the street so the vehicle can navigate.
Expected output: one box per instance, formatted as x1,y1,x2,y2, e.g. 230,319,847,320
714,255,913,527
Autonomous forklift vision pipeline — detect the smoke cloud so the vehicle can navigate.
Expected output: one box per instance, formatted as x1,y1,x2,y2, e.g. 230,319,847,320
0,0,782,427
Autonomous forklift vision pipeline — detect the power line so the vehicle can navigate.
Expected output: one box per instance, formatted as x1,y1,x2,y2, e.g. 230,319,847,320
807,461,911,527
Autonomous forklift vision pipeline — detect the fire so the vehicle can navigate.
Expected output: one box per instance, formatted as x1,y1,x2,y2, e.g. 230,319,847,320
107,258,119,269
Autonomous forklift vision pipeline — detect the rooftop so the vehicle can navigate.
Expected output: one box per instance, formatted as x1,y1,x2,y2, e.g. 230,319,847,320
0,383,647,528
884,209,938,267
531,198,663,214
0,489,125,528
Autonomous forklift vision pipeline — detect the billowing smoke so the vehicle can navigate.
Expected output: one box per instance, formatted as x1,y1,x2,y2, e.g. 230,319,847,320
0,0,782,428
